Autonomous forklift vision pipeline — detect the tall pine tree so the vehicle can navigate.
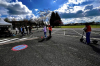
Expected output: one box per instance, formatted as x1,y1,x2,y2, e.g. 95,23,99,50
50,11,56,27
55,12,61,21
54,12,62,26
50,11,63,27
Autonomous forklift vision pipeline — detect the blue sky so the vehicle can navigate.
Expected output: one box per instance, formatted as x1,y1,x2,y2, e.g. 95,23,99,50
0,0,100,24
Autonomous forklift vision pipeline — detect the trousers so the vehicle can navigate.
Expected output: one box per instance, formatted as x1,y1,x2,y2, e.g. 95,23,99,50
86,32,91,44
44,32,47,38
49,30,51,36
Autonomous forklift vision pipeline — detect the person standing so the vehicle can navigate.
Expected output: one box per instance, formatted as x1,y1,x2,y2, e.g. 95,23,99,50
20,26,23,36
26,26,28,35
15,27,18,34
48,25,52,37
83,23,91,44
29,26,32,34
43,25,47,38
22,26,25,35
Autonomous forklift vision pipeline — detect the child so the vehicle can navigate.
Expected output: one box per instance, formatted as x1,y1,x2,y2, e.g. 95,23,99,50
43,26,47,38
48,25,52,36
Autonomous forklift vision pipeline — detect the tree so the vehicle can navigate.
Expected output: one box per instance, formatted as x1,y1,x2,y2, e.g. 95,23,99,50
50,12,63,27
54,12,62,26
12,18,16,21
4,18,10,22
55,12,61,21
50,11,56,27
38,9,51,25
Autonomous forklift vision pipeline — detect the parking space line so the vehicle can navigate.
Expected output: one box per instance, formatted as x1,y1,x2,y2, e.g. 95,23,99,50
72,29,86,38
72,29,100,40
69,47,78,51
0,37,39,45
53,33,80,38
52,30,59,34
91,31,100,35
64,29,65,35
0,39,10,41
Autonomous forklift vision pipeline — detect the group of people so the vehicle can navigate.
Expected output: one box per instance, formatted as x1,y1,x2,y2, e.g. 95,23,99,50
43,23,91,44
43,25,52,38
15,24,91,44
15,26,32,36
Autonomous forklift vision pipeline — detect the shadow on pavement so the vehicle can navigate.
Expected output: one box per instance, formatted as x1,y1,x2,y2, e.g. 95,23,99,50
89,44,100,54
38,36,52,42
46,36,52,41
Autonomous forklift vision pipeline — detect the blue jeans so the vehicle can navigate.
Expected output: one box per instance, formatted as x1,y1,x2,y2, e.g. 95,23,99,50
44,32,47,38
86,32,91,44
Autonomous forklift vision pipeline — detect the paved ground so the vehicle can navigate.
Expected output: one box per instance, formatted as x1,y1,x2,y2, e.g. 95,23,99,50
0,28,100,66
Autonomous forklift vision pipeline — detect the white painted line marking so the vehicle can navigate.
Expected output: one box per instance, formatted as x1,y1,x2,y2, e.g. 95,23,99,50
30,34,33,38
69,47,78,51
10,38,19,40
0,40,11,43
52,30,59,34
89,53,100,58
0,39,9,41
19,38,27,40
91,31,100,35
64,29,65,35
72,29,86,38
36,45,49,46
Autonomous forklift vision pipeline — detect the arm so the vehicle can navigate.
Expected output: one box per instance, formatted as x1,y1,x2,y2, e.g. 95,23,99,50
83,27,87,32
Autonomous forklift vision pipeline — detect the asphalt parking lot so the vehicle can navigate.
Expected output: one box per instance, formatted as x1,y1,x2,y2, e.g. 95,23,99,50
0,28,100,66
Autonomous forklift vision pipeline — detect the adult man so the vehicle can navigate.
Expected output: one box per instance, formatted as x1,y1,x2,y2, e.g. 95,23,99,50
83,23,91,44
29,26,32,34
21,26,24,36
48,25,52,36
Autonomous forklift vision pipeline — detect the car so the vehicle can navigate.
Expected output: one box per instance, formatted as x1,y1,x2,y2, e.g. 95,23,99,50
0,27,12,37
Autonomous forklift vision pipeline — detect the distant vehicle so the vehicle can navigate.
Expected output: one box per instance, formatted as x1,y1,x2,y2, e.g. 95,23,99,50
0,27,12,37
32,26,36,28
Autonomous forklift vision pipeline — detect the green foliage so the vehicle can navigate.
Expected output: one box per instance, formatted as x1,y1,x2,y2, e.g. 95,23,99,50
4,18,10,22
50,11,56,26
54,25,100,28
50,12,63,27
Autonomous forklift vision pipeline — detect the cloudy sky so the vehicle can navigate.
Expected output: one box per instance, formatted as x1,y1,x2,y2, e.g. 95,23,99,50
0,0,100,24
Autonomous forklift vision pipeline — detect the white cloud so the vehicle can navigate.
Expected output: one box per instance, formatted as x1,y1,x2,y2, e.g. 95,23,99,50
16,0,18,2
0,7,8,15
54,4,69,13
61,18,75,24
7,14,37,21
73,6,83,13
62,16,100,24
0,0,38,21
54,0,85,13
35,9,38,11
53,0,57,3
0,0,32,15
68,0,86,4
1,0,12,2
